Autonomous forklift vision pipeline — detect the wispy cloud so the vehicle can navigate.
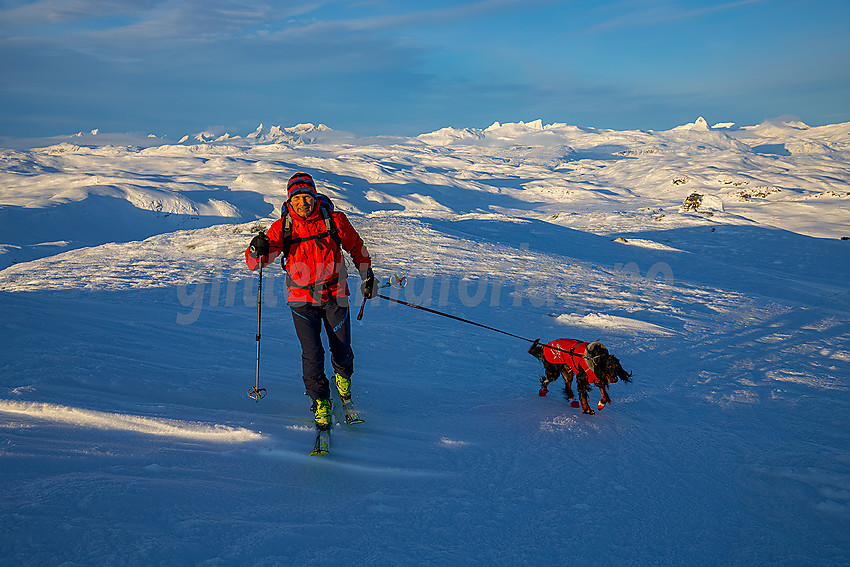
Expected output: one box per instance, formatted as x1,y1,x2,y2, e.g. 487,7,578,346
0,0,322,41
1,0,543,42
333,0,550,31
0,0,156,25
580,0,768,33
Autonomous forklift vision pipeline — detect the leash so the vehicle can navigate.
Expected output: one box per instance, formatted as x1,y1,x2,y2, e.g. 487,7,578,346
376,292,536,343
368,273,607,361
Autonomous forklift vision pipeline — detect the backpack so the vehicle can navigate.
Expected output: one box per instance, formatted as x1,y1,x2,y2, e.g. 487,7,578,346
280,193,341,257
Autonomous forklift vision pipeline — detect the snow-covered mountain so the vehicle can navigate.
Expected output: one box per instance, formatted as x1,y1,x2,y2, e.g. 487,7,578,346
1,118,849,566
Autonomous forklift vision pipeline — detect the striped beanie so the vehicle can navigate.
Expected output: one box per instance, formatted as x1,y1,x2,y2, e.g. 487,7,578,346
287,172,317,199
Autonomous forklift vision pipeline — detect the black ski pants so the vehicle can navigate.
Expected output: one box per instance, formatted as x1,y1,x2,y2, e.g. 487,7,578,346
290,299,354,402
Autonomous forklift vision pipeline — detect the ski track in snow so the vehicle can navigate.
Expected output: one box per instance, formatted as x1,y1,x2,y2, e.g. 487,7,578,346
1,119,849,566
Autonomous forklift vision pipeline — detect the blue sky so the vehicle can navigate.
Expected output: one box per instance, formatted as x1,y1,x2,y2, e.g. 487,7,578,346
1,0,848,138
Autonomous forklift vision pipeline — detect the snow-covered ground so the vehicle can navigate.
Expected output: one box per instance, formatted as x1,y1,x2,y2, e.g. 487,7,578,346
1,118,849,565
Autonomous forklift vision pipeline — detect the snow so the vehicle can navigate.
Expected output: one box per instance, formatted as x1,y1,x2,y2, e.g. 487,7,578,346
0,399,264,443
672,116,712,131
1,117,849,565
552,312,676,336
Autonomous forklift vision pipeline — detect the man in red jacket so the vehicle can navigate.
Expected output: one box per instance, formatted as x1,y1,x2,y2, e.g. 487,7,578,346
246,172,375,430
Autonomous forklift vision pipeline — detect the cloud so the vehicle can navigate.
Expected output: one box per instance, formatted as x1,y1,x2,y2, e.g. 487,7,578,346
580,0,772,33
1,0,541,44
579,0,768,33
0,0,156,25
255,0,550,44
0,1,320,41
0,0,553,73
331,0,551,32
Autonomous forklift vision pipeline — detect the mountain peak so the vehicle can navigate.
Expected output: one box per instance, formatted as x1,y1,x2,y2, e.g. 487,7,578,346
673,116,712,131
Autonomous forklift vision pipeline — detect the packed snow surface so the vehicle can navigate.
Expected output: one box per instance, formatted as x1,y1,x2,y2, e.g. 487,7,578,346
1,118,849,565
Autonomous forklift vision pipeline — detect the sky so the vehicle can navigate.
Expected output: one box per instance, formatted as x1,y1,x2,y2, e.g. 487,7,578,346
1,0,848,139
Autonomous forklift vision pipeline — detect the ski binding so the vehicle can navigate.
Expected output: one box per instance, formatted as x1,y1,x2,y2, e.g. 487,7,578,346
310,427,330,456
340,399,364,425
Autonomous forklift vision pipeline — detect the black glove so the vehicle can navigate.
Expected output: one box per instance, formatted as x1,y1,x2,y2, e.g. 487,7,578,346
248,232,270,259
360,267,376,299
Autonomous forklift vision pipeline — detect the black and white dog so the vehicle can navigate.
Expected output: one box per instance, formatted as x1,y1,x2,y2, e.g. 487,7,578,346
528,338,632,414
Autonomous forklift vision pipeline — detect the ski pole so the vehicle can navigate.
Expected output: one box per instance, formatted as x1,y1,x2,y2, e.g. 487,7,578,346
248,262,267,401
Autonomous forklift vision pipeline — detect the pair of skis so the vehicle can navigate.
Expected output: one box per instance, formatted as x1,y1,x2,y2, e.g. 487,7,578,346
310,397,363,456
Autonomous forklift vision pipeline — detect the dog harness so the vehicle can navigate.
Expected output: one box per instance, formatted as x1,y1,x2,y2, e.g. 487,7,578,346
543,339,604,383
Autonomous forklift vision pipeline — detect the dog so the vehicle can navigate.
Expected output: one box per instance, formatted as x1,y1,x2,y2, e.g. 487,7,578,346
528,338,631,414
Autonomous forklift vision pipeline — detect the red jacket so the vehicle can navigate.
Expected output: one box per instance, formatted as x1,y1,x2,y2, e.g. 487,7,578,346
543,339,603,383
244,203,371,304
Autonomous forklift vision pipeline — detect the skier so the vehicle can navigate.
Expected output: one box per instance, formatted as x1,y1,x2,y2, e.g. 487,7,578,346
528,338,631,414
245,172,375,430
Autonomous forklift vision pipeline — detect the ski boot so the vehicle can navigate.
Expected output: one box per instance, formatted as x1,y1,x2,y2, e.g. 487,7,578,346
334,372,364,425
312,398,332,430
334,372,352,404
